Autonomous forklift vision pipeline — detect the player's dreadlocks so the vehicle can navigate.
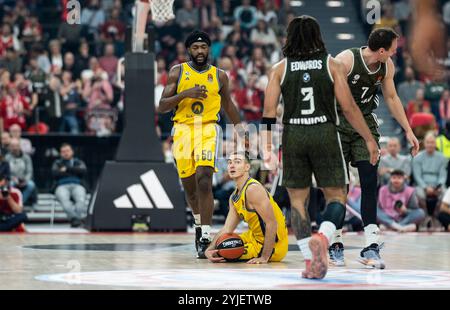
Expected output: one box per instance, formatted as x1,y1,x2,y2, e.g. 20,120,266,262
282,15,327,59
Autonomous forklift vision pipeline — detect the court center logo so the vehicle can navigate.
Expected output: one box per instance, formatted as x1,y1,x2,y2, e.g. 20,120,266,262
113,169,174,209
191,102,204,115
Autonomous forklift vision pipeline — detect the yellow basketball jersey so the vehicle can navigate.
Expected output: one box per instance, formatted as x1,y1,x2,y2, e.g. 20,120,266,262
230,178,288,244
174,62,221,125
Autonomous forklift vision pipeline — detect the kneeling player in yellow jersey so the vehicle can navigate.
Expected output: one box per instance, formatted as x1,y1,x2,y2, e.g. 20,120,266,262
205,152,288,264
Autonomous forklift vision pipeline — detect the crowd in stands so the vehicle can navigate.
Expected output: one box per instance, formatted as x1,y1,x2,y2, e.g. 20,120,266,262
0,0,450,231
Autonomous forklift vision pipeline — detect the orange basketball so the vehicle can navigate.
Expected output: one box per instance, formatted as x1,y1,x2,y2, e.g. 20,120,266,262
215,233,245,261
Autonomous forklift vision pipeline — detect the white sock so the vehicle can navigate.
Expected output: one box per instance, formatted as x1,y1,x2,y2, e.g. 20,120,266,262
201,225,211,241
318,221,336,244
297,237,312,261
364,224,380,247
333,229,343,244
193,214,201,226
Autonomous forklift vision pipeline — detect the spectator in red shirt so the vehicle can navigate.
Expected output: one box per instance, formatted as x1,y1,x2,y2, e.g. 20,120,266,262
21,14,43,48
234,72,263,125
0,82,31,131
0,173,26,232
98,43,118,82
100,7,126,43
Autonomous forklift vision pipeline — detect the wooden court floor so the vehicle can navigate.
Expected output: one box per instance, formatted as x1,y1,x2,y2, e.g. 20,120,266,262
0,231,449,290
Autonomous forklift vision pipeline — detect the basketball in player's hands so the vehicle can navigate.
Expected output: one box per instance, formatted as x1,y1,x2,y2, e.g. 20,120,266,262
215,233,245,261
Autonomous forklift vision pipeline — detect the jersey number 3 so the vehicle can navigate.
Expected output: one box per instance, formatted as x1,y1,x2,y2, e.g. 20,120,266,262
301,87,315,115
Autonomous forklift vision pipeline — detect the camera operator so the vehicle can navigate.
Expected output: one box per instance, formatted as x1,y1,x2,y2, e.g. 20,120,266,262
0,173,27,232
377,170,425,232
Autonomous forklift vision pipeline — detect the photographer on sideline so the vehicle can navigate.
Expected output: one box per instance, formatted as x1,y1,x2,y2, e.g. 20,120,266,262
0,173,27,232
377,170,425,232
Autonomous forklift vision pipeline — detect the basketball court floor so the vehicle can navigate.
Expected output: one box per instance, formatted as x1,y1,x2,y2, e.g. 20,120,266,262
1,226,449,290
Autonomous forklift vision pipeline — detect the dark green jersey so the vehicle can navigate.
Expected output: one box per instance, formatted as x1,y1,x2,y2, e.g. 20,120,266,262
281,53,337,126
342,47,387,116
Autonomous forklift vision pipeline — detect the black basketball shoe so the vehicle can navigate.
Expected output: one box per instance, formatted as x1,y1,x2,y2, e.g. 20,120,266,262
197,237,211,259
194,225,202,252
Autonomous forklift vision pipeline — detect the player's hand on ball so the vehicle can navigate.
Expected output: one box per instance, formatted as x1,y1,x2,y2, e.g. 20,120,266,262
182,85,208,100
247,257,269,264
406,131,420,157
205,249,226,263
366,139,380,166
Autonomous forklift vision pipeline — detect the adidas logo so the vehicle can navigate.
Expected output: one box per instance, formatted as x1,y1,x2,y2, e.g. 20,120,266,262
198,37,202,40
113,170,174,209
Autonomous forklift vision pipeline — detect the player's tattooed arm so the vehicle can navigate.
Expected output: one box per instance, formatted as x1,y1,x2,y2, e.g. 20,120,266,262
218,69,241,125
290,206,311,240
157,65,207,113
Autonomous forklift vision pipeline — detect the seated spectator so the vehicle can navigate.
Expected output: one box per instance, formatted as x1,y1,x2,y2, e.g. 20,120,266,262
57,16,83,54
21,14,42,49
438,187,450,231
439,90,450,128
424,77,448,129
0,148,10,180
98,43,118,82
75,42,91,76
250,19,279,48
406,88,431,123
169,42,189,68
24,57,48,101
49,39,63,74
83,73,116,136
81,0,105,42
217,0,234,26
41,75,63,131
397,66,423,108
9,124,33,156
410,112,437,145
175,0,199,33
1,132,11,155
59,71,82,134
412,132,448,229
5,138,36,207
62,52,79,80
377,170,425,232
0,173,27,232
14,73,38,112
51,143,87,228
234,72,263,126
0,82,31,131
378,137,411,185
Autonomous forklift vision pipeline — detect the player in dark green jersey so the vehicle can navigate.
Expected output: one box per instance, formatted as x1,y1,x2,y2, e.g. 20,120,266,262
328,28,420,269
262,15,379,279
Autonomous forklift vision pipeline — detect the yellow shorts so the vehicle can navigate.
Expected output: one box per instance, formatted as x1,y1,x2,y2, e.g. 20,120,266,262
172,123,222,178
239,230,288,262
